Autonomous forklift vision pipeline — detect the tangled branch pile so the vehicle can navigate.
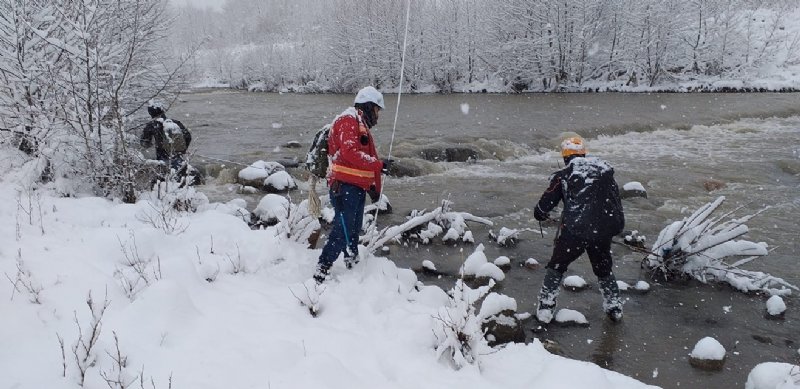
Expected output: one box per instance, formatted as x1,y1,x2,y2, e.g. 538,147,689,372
644,196,797,296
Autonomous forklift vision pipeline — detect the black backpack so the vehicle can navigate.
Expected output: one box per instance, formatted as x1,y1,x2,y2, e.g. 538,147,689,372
560,157,625,239
160,118,188,154
306,124,331,179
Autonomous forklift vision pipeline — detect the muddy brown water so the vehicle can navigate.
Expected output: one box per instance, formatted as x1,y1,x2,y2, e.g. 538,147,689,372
172,90,800,389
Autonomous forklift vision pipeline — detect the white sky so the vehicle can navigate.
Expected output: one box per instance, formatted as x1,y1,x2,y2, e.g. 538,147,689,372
171,0,225,10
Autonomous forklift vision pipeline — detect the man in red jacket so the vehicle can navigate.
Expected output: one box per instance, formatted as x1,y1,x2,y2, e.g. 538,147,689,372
314,86,388,284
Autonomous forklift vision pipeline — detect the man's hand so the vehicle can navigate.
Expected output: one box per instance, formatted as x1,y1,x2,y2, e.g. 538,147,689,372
381,158,394,175
368,185,380,203
533,206,550,222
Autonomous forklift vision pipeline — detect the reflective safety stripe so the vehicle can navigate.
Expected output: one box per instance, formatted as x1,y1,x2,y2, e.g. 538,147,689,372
331,164,375,178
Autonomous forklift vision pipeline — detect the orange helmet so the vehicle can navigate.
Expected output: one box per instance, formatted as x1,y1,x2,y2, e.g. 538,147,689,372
560,136,586,157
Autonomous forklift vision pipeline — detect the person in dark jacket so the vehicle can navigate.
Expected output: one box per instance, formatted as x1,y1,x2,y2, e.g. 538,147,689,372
533,134,625,323
140,101,192,178
313,86,390,284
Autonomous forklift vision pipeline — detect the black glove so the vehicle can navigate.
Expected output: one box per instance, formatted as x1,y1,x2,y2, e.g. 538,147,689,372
368,185,380,203
533,206,550,222
381,158,394,175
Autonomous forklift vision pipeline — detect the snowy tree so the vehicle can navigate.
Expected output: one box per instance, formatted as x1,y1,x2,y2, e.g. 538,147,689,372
0,0,191,201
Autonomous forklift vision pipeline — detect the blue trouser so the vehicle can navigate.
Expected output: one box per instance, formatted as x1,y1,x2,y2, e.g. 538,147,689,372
318,182,366,268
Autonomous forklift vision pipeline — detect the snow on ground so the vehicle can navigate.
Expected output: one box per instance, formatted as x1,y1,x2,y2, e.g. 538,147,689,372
0,147,658,389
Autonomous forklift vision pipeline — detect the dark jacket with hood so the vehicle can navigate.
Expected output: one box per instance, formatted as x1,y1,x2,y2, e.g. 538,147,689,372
534,156,624,240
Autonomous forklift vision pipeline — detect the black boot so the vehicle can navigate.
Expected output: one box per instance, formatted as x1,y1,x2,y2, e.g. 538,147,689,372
536,268,563,324
599,274,623,322
313,262,331,284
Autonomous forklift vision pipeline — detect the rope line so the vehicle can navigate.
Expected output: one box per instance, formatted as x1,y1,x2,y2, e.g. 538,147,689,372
373,0,412,230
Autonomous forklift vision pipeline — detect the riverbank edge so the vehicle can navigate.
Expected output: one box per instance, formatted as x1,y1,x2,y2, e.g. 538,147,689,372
188,79,800,95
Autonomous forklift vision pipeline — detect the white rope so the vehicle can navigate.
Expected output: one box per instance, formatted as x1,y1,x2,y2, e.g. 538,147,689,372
372,0,412,229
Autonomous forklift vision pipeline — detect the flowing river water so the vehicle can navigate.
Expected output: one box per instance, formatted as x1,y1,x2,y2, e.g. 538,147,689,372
172,90,800,388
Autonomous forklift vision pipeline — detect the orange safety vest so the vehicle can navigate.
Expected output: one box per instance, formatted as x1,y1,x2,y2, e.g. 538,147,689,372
327,109,383,193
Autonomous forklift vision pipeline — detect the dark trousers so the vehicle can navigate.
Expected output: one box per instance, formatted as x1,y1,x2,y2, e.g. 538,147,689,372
318,182,365,267
545,228,614,278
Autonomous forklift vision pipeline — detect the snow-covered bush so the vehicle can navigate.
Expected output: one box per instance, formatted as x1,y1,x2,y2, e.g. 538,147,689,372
432,279,495,369
644,196,798,295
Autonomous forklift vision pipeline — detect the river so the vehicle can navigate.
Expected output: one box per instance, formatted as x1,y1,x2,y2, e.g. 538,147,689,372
172,90,800,389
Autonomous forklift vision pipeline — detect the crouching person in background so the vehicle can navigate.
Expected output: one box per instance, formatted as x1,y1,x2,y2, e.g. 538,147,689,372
140,101,192,184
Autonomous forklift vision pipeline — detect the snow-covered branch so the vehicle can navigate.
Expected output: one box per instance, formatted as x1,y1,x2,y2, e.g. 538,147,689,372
644,196,797,295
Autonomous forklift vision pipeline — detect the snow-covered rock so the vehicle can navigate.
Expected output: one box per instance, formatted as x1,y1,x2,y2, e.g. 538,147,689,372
238,160,284,187
689,337,726,371
524,258,541,270
563,275,588,291
745,362,800,389
554,309,589,327
621,181,647,199
479,293,518,320
766,295,787,319
494,256,511,269
479,293,524,346
253,194,289,225
263,170,297,192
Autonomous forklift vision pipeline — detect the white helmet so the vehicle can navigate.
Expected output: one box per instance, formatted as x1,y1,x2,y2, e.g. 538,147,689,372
354,86,385,109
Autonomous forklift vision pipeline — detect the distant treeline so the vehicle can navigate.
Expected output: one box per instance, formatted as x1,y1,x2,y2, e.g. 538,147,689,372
171,0,800,93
